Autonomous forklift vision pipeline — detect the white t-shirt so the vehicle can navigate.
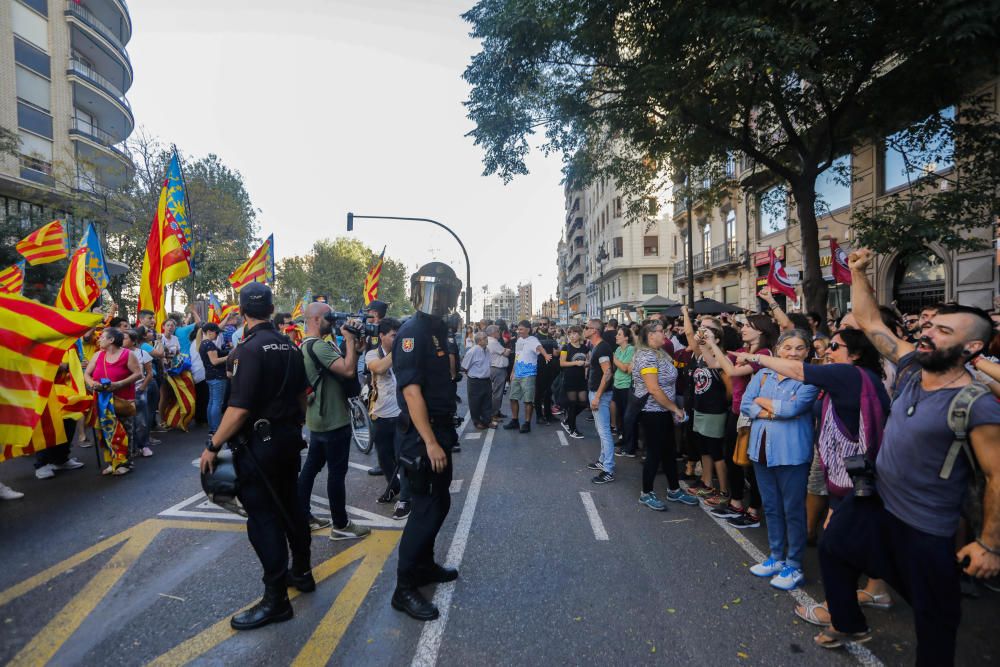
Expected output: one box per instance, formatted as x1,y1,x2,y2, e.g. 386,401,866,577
133,347,153,387
513,335,542,378
364,347,401,419
190,339,206,383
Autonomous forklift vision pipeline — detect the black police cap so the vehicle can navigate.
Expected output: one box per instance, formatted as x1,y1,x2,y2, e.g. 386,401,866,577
239,282,273,310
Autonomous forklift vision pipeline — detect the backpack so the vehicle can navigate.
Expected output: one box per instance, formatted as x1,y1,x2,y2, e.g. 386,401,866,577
892,362,991,534
304,339,360,417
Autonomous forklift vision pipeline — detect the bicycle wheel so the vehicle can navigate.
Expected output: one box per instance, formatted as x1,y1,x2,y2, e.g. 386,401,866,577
349,397,373,454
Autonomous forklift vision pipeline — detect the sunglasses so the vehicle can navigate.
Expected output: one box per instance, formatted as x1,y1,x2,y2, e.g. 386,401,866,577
827,341,842,351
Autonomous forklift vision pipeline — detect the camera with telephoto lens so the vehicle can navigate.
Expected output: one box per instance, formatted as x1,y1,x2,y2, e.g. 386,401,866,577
843,455,877,497
325,311,378,339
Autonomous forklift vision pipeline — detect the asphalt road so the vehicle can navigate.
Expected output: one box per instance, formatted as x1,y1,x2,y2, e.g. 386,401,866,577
1,404,998,666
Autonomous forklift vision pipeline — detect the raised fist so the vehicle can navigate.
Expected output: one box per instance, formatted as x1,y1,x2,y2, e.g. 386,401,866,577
848,248,873,272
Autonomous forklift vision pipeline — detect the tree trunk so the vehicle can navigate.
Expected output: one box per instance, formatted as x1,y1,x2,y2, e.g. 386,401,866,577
791,184,828,318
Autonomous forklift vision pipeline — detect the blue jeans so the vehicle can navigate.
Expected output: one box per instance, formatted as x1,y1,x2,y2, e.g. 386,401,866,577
133,387,149,450
753,460,809,569
206,378,227,433
589,390,614,474
297,426,351,528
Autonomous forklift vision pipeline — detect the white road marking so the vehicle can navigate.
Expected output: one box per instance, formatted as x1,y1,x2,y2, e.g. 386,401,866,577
410,427,494,667
579,491,609,541
349,461,373,472
464,431,481,440
158,492,399,528
449,480,463,494
556,431,569,447
683,483,885,667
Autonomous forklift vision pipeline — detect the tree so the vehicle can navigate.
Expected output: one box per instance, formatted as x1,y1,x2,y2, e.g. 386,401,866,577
463,0,1000,315
276,238,413,318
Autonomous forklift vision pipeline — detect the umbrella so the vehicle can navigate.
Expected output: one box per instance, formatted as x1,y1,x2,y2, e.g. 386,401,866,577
661,298,744,317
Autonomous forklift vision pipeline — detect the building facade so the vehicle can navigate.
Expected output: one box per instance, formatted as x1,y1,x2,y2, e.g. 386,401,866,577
482,284,516,323
1,0,133,245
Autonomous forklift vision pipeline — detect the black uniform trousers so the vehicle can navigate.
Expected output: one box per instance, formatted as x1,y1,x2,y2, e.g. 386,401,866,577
235,430,312,586
396,421,456,588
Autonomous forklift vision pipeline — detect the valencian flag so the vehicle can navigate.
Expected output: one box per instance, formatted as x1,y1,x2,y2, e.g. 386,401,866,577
165,151,193,266
0,293,102,460
0,260,25,295
290,288,311,320
138,174,193,332
80,222,110,290
228,234,274,290
16,220,69,265
207,293,223,324
55,247,101,312
766,247,798,301
363,246,385,304
830,238,853,285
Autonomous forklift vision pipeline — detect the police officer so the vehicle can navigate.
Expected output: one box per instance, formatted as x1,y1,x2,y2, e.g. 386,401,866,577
390,262,462,621
199,282,313,631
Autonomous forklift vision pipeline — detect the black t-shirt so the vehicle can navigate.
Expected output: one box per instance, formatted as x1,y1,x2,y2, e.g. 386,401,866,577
588,340,614,393
392,312,455,417
199,340,227,381
691,355,728,414
227,322,308,423
803,363,891,439
561,343,587,388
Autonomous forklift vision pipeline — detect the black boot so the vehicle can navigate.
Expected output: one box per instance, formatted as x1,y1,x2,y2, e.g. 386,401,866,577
286,569,316,593
416,564,459,586
391,586,439,621
231,582,294,630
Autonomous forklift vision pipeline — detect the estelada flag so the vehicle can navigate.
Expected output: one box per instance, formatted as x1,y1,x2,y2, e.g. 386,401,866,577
0,294,102,460
0,261,25,295
363,246,385,305
138,178,193,332
16,220,68,265
766,247,798,301
228,234,274,290
55,247,100,312
830,239,853,285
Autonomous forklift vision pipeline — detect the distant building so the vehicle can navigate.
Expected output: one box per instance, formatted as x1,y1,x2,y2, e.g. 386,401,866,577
538,297,558,320
483,284,517,322
516,282,532,322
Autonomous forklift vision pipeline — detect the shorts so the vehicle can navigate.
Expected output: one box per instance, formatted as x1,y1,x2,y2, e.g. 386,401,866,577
807,445,829,496
509,376,536,402
694,430,724,462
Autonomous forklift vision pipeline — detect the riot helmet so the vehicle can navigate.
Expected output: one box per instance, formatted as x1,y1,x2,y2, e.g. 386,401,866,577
200,449,247,517
410,262,461,318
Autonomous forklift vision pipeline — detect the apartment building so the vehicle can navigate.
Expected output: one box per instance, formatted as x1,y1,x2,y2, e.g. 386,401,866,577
482,284,517,323
0,0,134,243
671,76,999,315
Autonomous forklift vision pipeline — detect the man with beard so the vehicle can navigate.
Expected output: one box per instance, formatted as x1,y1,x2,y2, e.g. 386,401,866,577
814,249,1000,665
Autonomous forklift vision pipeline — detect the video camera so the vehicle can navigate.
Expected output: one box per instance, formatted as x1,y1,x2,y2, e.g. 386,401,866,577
844,455,877,498
325,311,378,339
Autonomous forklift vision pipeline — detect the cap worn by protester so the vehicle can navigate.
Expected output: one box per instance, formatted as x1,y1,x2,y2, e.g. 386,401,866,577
239,282,273,314
366,300,388,318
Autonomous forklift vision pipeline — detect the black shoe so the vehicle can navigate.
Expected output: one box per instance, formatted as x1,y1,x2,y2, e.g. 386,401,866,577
519,423,531,433
586,461,604,471
231,586,294,630
503,419,519,430
286,570,316,593
417,564,459,585
368,466,383,476
377,487,399,504
391,587,440,621
392,501,411,520
452,443,461,452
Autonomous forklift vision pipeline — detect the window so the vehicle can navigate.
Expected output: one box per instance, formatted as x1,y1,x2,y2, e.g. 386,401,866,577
12,1,48,50
20,0,48,17
612,236,623,258
673,235,678,256
723,284,739,305
643,235,659,256
759,185,787,235
17,101,52,138
725,209,736,254
642,274,658,294
702,225,711,261
883,107,955,192
13,36,50,77
15,65,50,111
618,278,622,297
614,197,622,217
815,155,851,215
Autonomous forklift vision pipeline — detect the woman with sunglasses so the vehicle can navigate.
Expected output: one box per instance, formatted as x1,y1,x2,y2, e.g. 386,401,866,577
738,330,892,618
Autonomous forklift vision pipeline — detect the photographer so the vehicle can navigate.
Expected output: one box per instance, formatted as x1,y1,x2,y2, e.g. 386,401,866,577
297,302,372,541
815,249,1000,662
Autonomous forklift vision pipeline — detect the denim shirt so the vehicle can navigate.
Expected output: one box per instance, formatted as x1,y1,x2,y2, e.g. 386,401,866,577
740,368,819,467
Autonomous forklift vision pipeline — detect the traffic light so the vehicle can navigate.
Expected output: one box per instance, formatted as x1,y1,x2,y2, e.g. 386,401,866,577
346,212,354,231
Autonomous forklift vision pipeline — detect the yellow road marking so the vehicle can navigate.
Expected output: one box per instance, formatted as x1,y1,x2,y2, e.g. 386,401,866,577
8,522,160,667
150,531,401,666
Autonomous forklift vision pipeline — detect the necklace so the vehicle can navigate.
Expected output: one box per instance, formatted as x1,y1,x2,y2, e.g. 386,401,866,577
906,368,968,417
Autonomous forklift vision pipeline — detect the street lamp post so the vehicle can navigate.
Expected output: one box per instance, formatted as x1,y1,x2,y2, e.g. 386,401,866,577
347,212,472,327
596,241,609,320
684,169,696,308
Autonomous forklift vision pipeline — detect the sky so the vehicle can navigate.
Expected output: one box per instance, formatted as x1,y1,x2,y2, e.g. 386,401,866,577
125,0,566,317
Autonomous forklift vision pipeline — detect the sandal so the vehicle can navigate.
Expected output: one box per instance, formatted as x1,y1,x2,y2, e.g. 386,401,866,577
794,603,831,627
112,466,130,476
814,627,872,649
102,465,114,476
857,589,893,609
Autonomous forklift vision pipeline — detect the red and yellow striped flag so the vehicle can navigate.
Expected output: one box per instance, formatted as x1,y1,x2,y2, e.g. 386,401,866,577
0,294,102,460
16,220,69,265
0,261,25,295
138,179,192,331
220,303,240,321
55,247,101,312
228,234,274,290
363,246,385,304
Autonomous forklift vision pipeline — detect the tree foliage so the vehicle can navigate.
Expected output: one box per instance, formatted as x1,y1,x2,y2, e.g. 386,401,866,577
275,238,413,318
463,0,1000,314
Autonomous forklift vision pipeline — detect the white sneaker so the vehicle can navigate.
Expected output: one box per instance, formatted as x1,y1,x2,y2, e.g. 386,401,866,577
749,557,786,577
52,458,84,471
770,565,804,590
35,464,56,480
0,482,24,500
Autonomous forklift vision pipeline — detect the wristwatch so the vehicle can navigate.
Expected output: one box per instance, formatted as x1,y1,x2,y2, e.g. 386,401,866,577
205,438,222,454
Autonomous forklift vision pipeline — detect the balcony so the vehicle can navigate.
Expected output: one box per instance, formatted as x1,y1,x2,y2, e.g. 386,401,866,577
568,215,584,234
672,254,707,282
710,243,743,269
68,58,133,143
69,116,132,188
568,271,584,287
66,1,133,91
674,243,744,282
